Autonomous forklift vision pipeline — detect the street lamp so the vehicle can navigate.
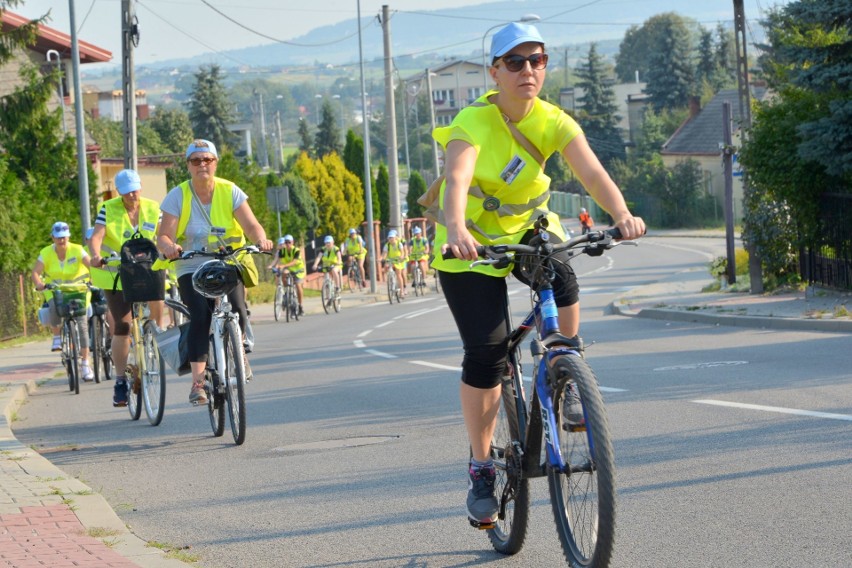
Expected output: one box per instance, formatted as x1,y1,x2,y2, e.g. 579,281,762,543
46,50,66,132
481,13,541,94
314,93,323,125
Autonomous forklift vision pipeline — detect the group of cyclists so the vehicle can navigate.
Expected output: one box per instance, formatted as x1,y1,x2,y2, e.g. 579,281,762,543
268,226,432,302
33,138,274,408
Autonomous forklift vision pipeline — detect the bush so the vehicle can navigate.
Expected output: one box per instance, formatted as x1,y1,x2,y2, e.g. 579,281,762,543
246,281,275,304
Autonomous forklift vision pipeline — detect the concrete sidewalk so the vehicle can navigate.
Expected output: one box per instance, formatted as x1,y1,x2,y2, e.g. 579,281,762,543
1,270,848,566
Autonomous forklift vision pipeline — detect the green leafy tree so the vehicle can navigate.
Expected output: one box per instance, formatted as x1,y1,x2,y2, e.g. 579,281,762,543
406,171,427,218
276,172,319,242
574,43,625,168
293,152,364,239
644,14,695,111
375,163,389,227
315,100,342,158
297,117,312,155
186,64,234,150
149,107,194,154
343,129,365,185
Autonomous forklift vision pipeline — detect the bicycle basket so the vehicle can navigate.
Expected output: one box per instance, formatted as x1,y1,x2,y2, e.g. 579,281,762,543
54,290,87,319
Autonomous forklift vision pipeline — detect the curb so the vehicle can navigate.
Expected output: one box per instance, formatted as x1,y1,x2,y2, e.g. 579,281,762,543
609,299,852,333
0,380,191,568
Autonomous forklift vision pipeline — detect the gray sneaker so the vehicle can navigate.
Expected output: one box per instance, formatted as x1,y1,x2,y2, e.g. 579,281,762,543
565,383,585,430
466,464,498,525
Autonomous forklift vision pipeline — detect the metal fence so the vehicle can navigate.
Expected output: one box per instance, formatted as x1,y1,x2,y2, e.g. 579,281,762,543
0,272,43,342
799,193,852,290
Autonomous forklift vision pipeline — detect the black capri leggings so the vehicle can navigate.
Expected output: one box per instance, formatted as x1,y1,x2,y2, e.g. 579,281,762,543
438,230,579,390
178,273,248,364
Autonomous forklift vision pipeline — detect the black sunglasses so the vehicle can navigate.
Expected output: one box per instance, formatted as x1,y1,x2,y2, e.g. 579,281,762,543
500,52,548,72
188,157,216,166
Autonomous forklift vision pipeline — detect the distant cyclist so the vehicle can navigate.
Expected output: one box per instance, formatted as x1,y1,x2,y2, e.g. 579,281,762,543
275,234,306,315
312,235,342,292
381,229,408,297
408,226,430,286
342,227,367,288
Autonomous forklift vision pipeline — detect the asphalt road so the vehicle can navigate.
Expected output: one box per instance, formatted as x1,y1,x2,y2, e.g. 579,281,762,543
15,238,852,567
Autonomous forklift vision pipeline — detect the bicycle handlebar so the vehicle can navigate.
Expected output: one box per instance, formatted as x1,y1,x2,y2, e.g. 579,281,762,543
441,227,626,262
176,244,271,261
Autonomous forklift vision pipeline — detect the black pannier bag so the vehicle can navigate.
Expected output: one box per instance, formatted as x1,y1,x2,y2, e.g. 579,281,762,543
118,232,165,303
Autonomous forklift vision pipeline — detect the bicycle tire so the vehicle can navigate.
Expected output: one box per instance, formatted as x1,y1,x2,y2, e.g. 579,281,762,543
486,356,531,554
126,329,142,421
89,318,101,384
547,356,616,568
333,287,341,313
413,266,421,297
321,276,332,315
100,316,113,381
142,321,166,426
290,287,300,321
207,336,225,437
223,320,247,445
386,271,394,304
346,266,355,293
274,285,284,322
67,321,80,395
284,287,291,322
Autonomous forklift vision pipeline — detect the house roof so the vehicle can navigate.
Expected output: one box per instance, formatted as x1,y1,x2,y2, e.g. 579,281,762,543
661,89,741,156
1,11,111,63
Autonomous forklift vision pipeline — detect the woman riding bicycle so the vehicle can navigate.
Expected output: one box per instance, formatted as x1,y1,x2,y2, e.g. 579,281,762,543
88,169,165,407
157,139,273,405
312,235,343,292
342,227,367,288
380,229,408,297
32,221,94,381
273,234,306,315
408,226,430,287
432,22,644,526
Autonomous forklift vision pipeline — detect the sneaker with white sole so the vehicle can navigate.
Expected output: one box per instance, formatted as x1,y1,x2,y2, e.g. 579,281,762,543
189,381,207,405
51,336,61,352
113,379,128,407
81,364,94,382
466,463,498,525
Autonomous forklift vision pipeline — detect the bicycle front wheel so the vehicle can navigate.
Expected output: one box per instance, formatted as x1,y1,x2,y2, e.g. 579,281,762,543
207,336,225,437
89,318,101,384
126,331,142,421
386,272,394,304
223,320,247,445
274,285,284,322
65,321,80,394
142,321,166,426
486,360,530,554
547,356,616,568
321,277,332,315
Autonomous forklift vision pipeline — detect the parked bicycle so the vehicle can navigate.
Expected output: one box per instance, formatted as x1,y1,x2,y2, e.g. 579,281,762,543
44,283,88,395
444,219,632,566
171,245,268,445
383,260,401,304
319,266,341,314
166,272,186,327
88,285,112,383
344,255,364,292
273,268,300,322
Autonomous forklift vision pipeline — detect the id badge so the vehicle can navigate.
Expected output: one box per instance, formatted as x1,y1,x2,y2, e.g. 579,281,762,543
500,154,526,184
210,226,226,237
142,221,156,233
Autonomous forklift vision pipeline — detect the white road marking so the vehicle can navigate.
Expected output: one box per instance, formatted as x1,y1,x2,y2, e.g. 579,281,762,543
353,339,365,348
357,330,372,338
576,256,614,278
375,320,394,328
410,360,462,372
655,361,748,371
404,306,445,319
365,349,397,359
692,399,852,421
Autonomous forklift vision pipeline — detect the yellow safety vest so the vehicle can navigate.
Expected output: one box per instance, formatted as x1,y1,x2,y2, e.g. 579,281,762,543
410,237,428,259
91,197,160,290
320,246,341,268
40,243,89,303
344,236,365,257
431,95,579,276
280,247,306,278
386,241,406,267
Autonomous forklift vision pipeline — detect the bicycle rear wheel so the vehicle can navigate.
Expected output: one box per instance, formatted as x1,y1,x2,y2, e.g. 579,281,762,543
207,337,225,437
333,288,341,313
223,320,247,445
274,285,284,322
126,330,142,421
65,321,80,395
321,276,332,314
486,357,531,554
88,318,101,384
142,321,166,426
547,356,616,568
283,287,291,322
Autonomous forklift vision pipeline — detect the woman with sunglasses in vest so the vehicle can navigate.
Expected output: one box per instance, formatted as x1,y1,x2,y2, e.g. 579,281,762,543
432,23,645,526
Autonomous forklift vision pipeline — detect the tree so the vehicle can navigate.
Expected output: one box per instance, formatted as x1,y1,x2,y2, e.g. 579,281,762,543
149,107,194,154
293,152,364,239
315,100,342,158
615,24,653,83
343,129,365,185
644,14,695,111
375,163,389,227
186,64,234,150
574,43,625,168
297,118,312,155
406,171,427,218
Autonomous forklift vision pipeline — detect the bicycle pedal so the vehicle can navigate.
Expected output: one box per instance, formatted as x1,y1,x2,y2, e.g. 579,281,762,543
468,518,495,530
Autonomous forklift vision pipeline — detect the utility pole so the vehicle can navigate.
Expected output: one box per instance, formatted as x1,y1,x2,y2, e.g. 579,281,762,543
733,0,762,293
121,0,137,171
381,5,401,233
254,89,269,170
722,102,736,286
69,0,91,231
425,68,440,179
275,110,283,172
358,0,377,292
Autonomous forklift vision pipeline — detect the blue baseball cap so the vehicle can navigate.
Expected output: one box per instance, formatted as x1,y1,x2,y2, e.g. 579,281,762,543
115,169,142,195
277,237,287,245
412,226,422,235
185,139,218,159
387,229,398,238
284,234,294,242
489,22,545,63
51,221,71,238
323,235,334,244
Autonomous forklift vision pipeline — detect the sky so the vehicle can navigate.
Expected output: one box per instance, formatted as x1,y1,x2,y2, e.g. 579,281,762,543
12,0,791,67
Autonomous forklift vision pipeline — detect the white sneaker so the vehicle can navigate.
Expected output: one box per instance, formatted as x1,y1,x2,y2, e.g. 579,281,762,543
51,336,61,352
81,364,94,382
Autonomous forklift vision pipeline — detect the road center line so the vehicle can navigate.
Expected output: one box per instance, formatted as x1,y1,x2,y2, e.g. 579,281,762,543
375,320,394,328
692,399,852,421
353,340,365,348
365,349,397,359
357,329,372,338
410,360,462,372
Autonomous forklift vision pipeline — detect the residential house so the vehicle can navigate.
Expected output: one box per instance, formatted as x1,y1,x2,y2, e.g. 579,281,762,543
408,60,489,127
660,90,746,221
562,81,648,143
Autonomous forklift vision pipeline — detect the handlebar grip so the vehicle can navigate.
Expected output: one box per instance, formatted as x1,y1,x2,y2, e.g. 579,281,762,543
606,227,623,240
442,245,486,260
